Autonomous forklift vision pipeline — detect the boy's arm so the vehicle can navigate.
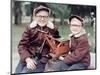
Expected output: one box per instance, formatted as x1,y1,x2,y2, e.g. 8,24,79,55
63,37,90,64
18,26,33,62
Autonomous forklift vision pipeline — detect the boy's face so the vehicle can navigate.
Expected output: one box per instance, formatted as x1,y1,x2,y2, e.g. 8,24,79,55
69,18,83,35
35,10,49,27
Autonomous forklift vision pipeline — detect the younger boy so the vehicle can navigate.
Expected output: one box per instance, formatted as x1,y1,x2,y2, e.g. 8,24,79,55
46,15,90,71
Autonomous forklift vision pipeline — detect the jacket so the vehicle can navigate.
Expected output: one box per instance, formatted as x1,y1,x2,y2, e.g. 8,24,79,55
18,21,60,63
63,29,90,67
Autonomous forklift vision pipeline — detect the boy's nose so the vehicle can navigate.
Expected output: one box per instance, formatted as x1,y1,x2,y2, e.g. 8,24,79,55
41,17,44,20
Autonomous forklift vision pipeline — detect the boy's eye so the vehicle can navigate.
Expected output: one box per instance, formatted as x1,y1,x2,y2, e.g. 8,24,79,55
36,15,48,19
69,24,82,27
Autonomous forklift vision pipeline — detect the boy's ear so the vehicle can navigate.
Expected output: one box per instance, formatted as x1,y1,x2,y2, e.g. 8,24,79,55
82,18,85,27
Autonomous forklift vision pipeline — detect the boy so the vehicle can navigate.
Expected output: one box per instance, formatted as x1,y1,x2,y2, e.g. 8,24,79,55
15,5,60,73
46,15,90,71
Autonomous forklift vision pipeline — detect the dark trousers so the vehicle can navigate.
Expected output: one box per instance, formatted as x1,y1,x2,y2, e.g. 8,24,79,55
15,60,46,74
45,60,87,72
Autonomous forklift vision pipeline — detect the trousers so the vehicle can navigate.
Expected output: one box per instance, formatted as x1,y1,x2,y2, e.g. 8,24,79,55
15,59,46,74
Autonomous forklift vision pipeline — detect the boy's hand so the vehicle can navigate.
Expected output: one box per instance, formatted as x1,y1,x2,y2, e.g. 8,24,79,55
59,56,64,61
49,53,57,59
25,57,37,70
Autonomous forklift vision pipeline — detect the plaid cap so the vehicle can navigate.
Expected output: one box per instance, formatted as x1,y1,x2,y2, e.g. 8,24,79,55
33,5,51,15
69,15,84,26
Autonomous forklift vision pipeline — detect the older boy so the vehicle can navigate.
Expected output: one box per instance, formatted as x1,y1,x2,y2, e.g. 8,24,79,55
15,5,60,73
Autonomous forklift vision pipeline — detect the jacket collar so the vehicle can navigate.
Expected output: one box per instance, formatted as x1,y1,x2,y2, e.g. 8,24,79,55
29,21,54,29
69,29,86,38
